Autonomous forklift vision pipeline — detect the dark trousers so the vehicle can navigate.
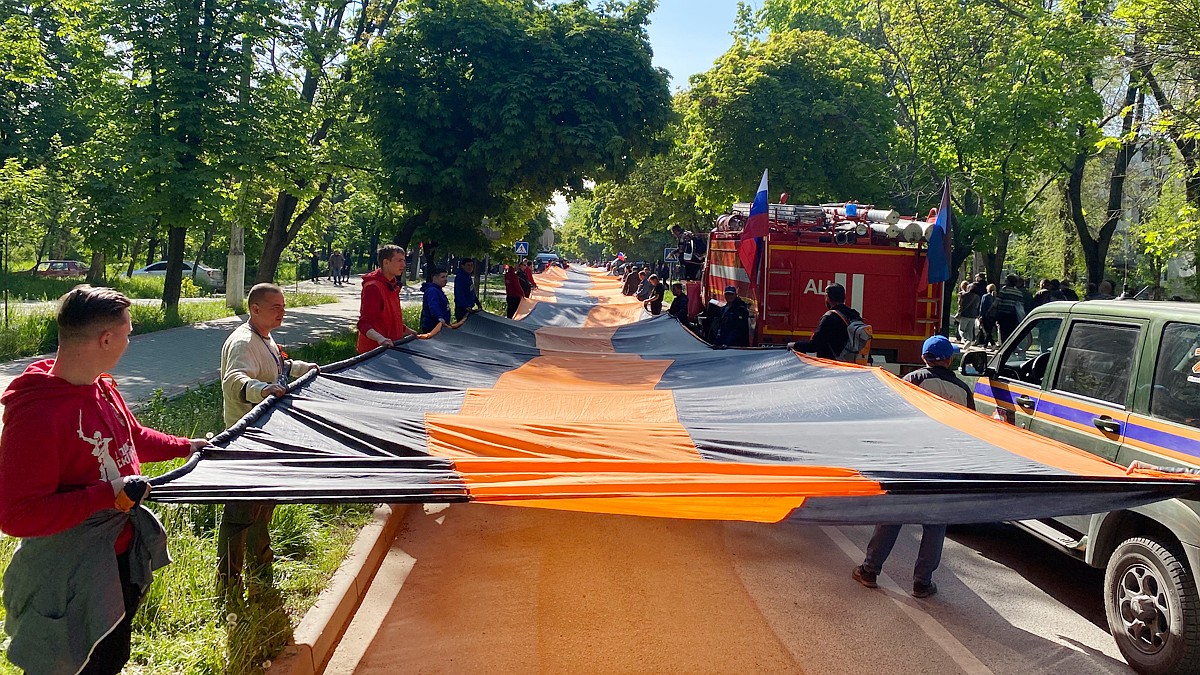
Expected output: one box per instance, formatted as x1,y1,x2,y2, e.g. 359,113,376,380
506,296,521,319
80,552,141,675
863,524,947,586
455,306,469,322
217,502,275,589
997,311,1021,344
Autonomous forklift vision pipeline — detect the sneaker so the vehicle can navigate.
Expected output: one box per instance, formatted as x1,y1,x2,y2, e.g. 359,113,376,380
852,565,878,588
912,581,937,598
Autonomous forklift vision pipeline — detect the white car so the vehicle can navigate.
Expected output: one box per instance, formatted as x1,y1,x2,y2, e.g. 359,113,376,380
131,260,225,291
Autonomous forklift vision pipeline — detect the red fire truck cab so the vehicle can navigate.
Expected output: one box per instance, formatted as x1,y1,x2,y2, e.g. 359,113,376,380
700,201,944,366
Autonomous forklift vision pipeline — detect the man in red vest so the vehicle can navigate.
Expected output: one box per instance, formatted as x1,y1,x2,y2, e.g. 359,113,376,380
357,244,415,353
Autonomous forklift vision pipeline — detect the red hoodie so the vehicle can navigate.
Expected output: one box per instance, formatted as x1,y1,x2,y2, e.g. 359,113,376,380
0,359,191,548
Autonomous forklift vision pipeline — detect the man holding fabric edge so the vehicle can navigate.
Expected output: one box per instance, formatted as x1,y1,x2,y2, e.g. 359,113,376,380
453,257,481,321
0,285,208,675
852,334,974,598
218,283,317,601
357,244,416,353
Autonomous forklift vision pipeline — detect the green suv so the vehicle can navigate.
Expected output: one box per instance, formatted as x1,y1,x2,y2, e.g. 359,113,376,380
961,300,1200,674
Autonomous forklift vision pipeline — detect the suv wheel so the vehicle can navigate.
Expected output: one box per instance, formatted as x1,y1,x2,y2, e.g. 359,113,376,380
1105,537,1200,674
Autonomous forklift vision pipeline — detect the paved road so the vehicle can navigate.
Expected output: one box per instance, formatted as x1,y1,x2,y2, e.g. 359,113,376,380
326,505,1133,675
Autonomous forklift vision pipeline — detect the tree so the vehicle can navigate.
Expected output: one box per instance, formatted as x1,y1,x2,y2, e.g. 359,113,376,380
756,0,1105,283
676,29,895,212
252,0,402,284
1120,0,1200,209
107,0,274,316
365,0,673,253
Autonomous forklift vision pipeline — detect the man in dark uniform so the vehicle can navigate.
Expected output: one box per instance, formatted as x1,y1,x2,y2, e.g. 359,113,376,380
788,283,861,360
713,285,751,347
852,335,974,598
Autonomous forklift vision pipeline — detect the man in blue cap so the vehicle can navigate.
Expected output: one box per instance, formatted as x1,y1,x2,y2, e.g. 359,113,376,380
852,334,975,598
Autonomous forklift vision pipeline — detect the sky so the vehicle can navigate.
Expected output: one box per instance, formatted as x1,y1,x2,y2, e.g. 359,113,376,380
548,0,747,226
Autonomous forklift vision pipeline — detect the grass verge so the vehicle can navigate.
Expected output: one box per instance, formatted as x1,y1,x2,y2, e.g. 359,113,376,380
0,329,376,675
0,291,337,361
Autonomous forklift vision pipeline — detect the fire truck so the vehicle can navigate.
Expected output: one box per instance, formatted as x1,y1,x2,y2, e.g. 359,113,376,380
697,200,944,366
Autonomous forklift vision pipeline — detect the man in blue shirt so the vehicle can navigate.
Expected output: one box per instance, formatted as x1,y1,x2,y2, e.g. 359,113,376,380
420,267,453,333
453,258,481,321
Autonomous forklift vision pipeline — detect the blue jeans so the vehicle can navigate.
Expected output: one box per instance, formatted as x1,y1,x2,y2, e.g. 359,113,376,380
863,524,947,585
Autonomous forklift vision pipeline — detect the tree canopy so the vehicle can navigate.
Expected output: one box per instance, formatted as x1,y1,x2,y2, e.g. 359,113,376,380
365,0,673,251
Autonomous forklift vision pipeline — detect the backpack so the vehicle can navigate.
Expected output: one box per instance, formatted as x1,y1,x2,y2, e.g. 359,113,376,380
831,309,873,364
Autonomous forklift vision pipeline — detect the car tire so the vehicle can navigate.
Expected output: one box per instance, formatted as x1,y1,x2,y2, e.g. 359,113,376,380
1105,537,1200,674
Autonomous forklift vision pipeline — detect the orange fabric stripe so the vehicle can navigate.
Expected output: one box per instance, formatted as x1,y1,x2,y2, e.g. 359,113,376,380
534,326,619,353
480,496,811,523
493,354,671,389
424,265,886,523
872,369,1129,477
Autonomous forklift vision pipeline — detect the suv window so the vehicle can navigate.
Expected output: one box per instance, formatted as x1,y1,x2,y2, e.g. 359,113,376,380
1151,322,1200,429
1054,322,1140,405
997,317,1062,386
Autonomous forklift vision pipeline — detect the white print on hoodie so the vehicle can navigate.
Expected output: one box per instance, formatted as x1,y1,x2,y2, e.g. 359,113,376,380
77,410,124,483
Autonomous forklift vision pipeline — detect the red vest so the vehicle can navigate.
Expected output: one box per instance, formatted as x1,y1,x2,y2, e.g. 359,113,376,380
357,273,407,353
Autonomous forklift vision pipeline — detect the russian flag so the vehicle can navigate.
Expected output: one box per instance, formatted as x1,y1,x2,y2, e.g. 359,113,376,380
926,178,952,284
739,169,769,277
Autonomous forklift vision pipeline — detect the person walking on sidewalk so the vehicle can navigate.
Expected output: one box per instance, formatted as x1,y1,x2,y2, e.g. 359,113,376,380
357,245,415,353
328,250,345,286
852,335,975,599
453,258,481,321
0,286,208,675
217,283,317,601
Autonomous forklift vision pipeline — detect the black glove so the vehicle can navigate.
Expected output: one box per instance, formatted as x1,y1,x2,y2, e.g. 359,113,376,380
114,476,151,512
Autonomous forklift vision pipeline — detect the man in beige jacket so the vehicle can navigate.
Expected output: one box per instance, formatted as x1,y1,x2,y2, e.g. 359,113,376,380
217,283,317,600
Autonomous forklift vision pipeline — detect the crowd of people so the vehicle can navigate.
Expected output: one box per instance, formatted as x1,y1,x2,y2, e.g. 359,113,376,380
952,273,1145,348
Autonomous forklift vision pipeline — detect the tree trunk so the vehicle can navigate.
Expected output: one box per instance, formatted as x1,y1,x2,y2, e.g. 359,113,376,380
392,210,430,250
256,180,331,283
126,237,143,278
146,236,159,267
162,226,187,320
256,192,299,283
192,221,216,282
1070,80,1139,286
86,250,106,285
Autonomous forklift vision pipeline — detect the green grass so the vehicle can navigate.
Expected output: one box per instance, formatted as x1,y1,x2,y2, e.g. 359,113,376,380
0,330,376,675
0,291,337,361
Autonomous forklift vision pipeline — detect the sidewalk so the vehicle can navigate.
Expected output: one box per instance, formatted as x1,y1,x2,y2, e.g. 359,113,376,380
0,276,408,411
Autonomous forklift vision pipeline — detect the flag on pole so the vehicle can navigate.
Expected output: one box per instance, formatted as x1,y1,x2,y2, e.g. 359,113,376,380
926,178,952,284
739,170,769,277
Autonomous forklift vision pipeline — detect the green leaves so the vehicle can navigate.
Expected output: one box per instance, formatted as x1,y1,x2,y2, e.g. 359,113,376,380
677,29,893,212
365,0,672,249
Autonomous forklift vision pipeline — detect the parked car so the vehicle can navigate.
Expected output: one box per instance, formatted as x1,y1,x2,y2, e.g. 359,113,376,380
30,260,89,278
131,260,225,291
534,251,560,272
961,300,1200,674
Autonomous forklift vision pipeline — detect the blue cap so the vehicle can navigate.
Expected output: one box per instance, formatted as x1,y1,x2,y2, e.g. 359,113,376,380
724,285,738,294
922,335,959,360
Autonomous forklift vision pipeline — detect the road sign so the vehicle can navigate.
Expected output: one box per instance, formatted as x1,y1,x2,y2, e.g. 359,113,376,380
664,247,676,261
514,241,529,255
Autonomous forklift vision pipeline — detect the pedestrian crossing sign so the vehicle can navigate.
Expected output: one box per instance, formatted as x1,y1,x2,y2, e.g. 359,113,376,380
514,241,529,255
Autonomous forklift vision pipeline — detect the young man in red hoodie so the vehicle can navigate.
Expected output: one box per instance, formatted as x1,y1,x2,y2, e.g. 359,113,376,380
0,285,208,674
503,262,524,318
357,244,416,353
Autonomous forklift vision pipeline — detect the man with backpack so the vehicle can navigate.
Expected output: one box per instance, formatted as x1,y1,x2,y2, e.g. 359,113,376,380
788,283,869,362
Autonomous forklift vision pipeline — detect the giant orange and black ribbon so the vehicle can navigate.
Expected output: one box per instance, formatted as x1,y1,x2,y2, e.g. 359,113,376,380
151,267,1200,524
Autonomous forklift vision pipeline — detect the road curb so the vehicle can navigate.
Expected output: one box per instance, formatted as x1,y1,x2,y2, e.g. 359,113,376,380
266,503,409,675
